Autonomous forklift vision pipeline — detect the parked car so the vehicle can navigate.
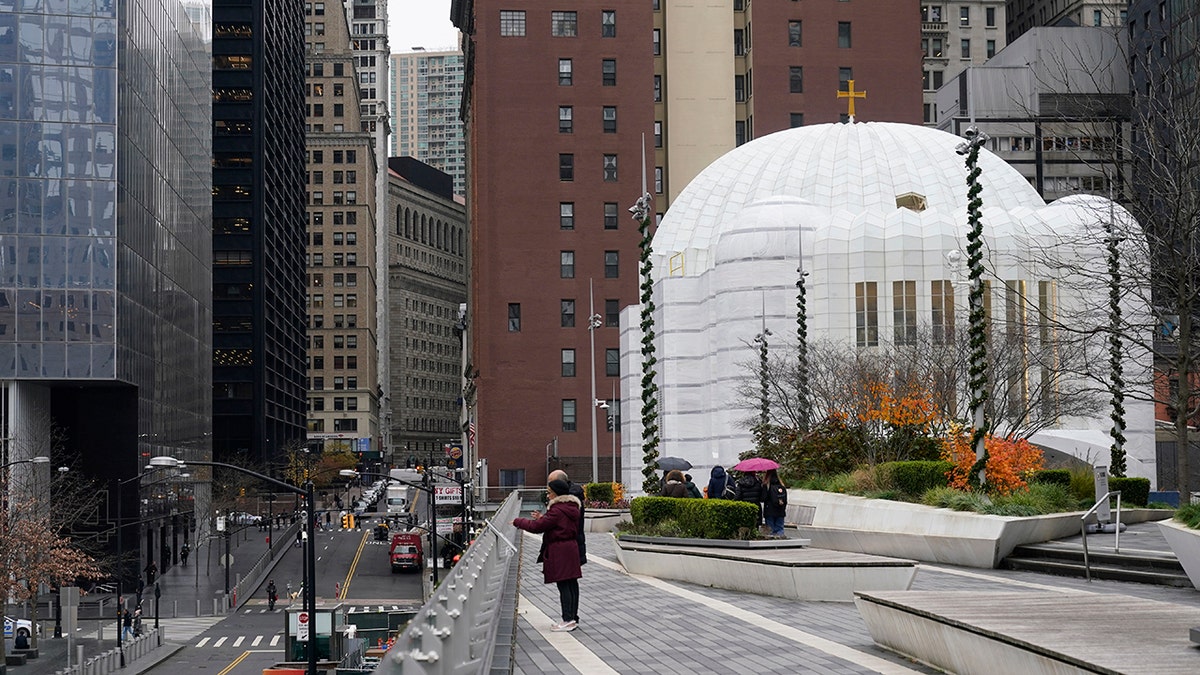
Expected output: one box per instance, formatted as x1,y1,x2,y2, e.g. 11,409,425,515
4,616,35,639
227,511,263,525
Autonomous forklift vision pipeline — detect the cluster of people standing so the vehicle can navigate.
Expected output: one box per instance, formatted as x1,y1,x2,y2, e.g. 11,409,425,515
664,465,788,538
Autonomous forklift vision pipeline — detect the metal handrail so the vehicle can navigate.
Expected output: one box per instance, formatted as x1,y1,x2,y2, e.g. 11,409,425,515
1080,490,1122,582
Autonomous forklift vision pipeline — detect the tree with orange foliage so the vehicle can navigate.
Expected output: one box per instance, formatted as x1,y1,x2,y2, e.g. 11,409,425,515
941,423,1044,495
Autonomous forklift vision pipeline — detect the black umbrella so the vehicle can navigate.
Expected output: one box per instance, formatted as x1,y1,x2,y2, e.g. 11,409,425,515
656,456,693,472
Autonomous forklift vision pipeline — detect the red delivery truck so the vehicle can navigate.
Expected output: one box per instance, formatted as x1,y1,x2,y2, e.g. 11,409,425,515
389,533,423,573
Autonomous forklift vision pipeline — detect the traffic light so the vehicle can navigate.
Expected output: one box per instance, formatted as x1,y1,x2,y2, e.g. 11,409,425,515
606,414,614,432
341,513,351,529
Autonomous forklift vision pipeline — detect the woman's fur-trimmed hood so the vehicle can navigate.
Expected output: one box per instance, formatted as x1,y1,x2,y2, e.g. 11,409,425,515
549,493,581,509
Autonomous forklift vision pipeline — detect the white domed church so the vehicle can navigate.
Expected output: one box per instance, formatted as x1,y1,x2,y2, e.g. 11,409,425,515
618,122,1154,492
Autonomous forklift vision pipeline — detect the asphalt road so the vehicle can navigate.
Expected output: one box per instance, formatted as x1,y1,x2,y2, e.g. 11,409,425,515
161,510,424,674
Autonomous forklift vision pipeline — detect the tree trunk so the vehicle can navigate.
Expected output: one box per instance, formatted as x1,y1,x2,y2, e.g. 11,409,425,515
1176,315,1192,497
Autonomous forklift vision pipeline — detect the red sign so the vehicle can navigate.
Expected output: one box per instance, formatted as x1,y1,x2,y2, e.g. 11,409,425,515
297,612,310,642
298,612,309,623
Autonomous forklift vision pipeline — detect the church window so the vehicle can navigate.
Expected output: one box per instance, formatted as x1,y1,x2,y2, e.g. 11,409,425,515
562,400,577,431
561,299,576,327
855,282,879,347
500,10,526,36
894,281,917,346
931,280,954,345
1005,280,1029,410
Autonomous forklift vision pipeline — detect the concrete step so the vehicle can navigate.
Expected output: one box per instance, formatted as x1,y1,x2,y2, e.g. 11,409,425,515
1002,556,1193,587
1009,542,1184,572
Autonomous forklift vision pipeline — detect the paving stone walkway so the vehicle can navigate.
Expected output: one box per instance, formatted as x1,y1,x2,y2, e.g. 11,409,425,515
512,520,1200,674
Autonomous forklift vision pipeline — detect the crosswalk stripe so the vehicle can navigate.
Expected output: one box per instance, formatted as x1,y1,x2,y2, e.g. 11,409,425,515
270,635,281,646
195,637,210,648
233,636,244,647
214,637,227,647
252,635,263,646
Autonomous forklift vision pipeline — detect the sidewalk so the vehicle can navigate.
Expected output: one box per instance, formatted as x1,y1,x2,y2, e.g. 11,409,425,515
511,521,1200,674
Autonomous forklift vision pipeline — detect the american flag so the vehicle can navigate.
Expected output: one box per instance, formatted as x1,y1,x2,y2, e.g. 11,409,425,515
468,419,477,451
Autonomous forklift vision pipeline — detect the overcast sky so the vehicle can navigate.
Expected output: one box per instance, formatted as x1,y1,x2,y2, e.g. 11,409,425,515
389,0,461,53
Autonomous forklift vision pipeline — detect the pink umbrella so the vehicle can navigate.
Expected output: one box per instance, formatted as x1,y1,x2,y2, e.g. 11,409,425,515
733,457,780,472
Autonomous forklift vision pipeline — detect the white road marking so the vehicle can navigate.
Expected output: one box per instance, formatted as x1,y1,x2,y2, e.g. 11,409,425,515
213,636,227,647
252,635,263,646
233,636,244,647
270,635,281,646
194,637,210,648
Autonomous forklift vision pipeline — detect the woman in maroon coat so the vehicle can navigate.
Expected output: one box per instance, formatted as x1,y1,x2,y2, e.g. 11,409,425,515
513,478,582,632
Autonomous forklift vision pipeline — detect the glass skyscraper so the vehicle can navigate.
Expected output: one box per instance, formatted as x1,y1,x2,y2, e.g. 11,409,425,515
0,0,213,572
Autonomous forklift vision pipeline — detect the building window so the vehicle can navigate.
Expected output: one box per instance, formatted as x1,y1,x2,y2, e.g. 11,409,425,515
561,299,576,327
604,203,618,230
605,348,620,376
561,349,576,377
959,6,970,26
893,281,917,345
734,29,745,56
602,59,616,86
652,29,661,55
551,11,577,37
654,166,663,194
788,21,801,47
735,75,745,102
653,121,663,147
562,400,577,432
930,38,943,58
790,113,804,128
855,281,879,347
839,67,852,92
961,39,970,59
559,58,573,85
602,106,617,133
838,22,851,48
986,7,995,27
604,251,619,278
560,251,575,278
508,303,520,332
500,10,525,36
986,40,995,58
603,154,618,181
601,10,616,37
560,154,574,181
923,5,942,22
653,75,661,101
736,121,746,146
560,202,575,229
605,299,619,327
789,66,803,93
1093,9,1102,26
559,106,573,133
932,280,954,345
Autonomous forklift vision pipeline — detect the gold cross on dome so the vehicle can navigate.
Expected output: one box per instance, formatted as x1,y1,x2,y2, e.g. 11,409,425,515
837,80,867,121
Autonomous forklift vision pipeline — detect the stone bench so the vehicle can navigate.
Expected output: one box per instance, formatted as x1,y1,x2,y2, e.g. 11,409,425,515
5,654,27,667
13,648,39,659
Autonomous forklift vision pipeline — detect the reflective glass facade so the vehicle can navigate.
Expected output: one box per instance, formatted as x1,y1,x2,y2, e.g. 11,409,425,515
0,0,213,457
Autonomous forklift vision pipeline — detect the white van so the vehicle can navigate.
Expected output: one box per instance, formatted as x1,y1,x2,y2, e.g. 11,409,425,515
386,485,409,514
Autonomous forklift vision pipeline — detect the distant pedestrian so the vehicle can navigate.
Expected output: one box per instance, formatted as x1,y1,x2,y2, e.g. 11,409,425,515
735,471,765,525
122,608,132,639
295,530,302,547
513,478,582,632
762,468,788,538
143,560,157,585
180,544,190,566
707,466,736,500
325,511,332,527
684,474,703,499
267,580,278,610
662,470,688,498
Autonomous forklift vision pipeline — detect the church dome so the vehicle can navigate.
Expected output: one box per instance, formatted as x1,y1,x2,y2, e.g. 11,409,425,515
654,122,1046,256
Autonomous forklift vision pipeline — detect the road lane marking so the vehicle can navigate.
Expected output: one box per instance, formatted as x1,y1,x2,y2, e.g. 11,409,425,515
213,636,228,647
217,650,250,675
252,635,263,646
233,636,244,647
270,635,281,646
195,637,210,647
340,529,371,597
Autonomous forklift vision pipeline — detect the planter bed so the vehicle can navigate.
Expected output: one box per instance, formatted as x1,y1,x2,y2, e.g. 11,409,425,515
1157,520,1200,590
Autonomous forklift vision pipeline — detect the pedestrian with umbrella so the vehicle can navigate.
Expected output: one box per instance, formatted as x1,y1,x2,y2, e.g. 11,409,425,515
655,457,692,494
732,458,779,527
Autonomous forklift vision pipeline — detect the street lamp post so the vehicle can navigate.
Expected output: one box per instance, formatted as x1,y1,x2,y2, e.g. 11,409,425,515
150,456,319,675
588,279,603,483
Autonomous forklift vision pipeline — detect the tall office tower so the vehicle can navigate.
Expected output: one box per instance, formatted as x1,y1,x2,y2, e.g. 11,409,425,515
389,50,467,197
385,158,468,468
303,0,381,457
341,0,393,463
1,0,213,571
452,0,922,489
212,0,308,464
920,2,1008,125
1006,0,1128,44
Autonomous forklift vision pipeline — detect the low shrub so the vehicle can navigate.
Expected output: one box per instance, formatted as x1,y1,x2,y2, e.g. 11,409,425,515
1109,477,1150,507
985,483,1075,516
1030,469,1071,488
629,496,759,539
1175,502,1200,529
880,460,952,497
921,486,990,512
799,472,857,493
584,482,615,504
1067,467,1095,501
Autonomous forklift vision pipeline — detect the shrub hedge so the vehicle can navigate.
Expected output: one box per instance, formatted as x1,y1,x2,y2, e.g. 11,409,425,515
630,496,759,539
880,460,952,497
1030,469,1071,488
584,482,614,504
1109,476,1150,507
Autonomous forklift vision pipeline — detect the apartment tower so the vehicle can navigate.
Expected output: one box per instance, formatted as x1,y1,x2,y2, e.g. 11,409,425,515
389,50,468,196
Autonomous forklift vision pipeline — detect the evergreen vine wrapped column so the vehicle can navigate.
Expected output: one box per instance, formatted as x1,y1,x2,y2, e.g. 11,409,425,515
957,126,990,489
630,192,661,494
